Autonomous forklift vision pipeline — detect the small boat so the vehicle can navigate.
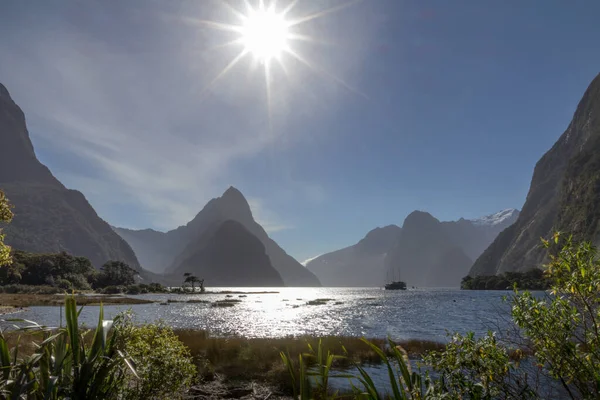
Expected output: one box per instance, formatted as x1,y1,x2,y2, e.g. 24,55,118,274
385,281,407,290
385,268,407,290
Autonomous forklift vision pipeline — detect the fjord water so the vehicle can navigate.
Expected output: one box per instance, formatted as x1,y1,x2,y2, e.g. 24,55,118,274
21,288,515,340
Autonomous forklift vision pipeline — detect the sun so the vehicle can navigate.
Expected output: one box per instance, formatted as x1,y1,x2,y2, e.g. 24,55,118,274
240,6,290,63
185,0,365,122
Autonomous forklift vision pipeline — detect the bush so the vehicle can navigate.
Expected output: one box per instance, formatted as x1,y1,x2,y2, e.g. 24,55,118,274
126,285,142,295
114,314,197,399
424,332,534,399
56,278,72,290
62,272,92,290
147,282,167,293
511,234,600,398
101,285,126,294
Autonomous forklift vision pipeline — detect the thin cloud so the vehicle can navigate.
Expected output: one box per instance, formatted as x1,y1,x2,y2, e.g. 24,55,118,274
0,1,366,230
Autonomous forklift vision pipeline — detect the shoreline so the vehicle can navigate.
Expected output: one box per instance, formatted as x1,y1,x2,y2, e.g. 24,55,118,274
0,293,154,308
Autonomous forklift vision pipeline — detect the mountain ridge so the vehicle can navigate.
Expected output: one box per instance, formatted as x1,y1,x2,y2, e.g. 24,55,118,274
115,186,321,286
307,208,518,287
0,82,142,271
470,72,600,276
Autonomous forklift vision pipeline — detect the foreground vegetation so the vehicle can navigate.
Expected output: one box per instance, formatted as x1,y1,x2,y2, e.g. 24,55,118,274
0,297,196,399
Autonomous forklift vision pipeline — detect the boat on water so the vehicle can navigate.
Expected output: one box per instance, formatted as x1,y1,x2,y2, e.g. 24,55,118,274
385,281,407,290
385,268,407,290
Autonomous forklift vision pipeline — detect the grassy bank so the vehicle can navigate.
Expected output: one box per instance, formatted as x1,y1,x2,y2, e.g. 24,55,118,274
0,293,154,307
172,329,445,389
0,325,445,395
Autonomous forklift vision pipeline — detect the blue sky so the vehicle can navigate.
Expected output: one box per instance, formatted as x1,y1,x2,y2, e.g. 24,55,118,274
1,1,600,263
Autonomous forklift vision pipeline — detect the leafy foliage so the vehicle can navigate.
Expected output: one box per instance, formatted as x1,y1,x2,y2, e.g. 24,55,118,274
424,332,534,399
512,233,600,399
0,297,195,399
0,190,14,266
0,250,161,292
95,260,137,287
0,296,135,399
5,250,96,289
113,314,197,400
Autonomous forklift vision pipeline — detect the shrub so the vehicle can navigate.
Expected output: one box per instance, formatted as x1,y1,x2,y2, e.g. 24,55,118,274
147,282,167,293
56,278,73,290
512,233,600,398
62,272,92,290
101,285,126,294
424,332,535,399
114,314,197,400
126,285,142,295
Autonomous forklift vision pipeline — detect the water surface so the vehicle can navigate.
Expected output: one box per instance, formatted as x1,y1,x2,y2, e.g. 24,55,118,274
10,288,517,340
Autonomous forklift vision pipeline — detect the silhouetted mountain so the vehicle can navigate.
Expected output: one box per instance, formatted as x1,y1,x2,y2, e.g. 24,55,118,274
0,83,141,270
115,187,321,286
170,220,284,286
470,72,600,276
307,209,517,287
112,227,178,274
306,225,402,286
385,211,473,287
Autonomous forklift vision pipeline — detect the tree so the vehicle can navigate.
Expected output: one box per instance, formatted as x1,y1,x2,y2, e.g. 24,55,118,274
96,260,137,287
183,273,203,292
0,190,14,266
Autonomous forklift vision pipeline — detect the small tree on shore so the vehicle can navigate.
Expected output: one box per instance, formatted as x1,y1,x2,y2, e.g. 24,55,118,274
0,190,14,266
183,273,202,292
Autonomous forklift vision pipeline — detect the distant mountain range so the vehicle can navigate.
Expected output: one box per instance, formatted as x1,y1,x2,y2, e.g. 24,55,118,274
0,83,143,272
304,225,402,287
470,72,600,276
306,209,519,287
114,186,321,287
4,71,600,288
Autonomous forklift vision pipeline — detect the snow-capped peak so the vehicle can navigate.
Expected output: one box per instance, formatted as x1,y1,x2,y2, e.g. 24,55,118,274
470,208,519,227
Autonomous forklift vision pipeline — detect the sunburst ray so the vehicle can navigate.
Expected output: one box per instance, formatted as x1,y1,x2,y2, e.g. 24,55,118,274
287,0,362,28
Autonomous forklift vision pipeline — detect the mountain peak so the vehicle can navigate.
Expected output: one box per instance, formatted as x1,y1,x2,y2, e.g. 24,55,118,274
403,210,440,230
470,208,519,227
356,224,402,255
0,83,11,100
222,186,245,200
